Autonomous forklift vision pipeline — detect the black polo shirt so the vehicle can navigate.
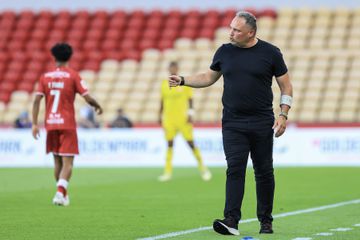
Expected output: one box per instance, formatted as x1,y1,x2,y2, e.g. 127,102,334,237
210,39,288,119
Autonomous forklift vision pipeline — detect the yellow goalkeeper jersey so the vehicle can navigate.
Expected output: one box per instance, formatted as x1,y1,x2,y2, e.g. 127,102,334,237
161,79,193,122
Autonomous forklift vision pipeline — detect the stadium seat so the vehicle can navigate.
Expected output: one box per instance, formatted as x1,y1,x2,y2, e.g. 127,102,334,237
0,8,359,125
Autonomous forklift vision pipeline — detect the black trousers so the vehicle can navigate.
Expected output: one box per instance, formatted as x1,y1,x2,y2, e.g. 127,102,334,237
222,116,274,223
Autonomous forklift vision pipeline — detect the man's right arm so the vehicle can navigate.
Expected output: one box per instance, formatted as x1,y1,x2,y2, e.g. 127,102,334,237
83,94,103,115
169,69,222,88
159,99,163,125
32,95,43,139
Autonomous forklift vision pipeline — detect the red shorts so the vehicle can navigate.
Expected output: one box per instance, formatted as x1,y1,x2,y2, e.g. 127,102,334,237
46,129,79,156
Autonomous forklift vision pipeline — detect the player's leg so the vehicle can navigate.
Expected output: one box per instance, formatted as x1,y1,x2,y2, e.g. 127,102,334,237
159,121,176,181
53,130,78,206
182,123,211,181
53,154,62,181
46,130,66,205
249,118,275,233
213,121,250,236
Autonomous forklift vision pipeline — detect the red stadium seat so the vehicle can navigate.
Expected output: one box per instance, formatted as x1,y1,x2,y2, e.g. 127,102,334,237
29,51,46,61
243,7,258,17
112,10,127,19
198,28,216,39
26,62,44,73
0,18,16,31
26,40,44,51
130,10,145,19
83,60,101,71
53,18,71,30
72,18,89,30
17,18,34,30
164,17,182,29
127,17,145,29
108,17,127,30
12,28,30,40
93,10,108,20
146,17,163,29
138,39,156,51
104,51,124,61
7,41,24,52
204,9,220,18
124,50,141,61
7,62,26,73
67,29,85,41
83,40,100,51
17,81,35,93
56,10,72,20
148,9,163,19
1,10,16,20
186,9,201,18
34,18,52,30
259,8,277,18
75,10,90,19
0,91,12,103
167,10,182,19
90,18,108,29
202,17,220,29
86,29,104,41
223,9,236,18
22,71,40,84
180,28,197,39
101,39,118,51
143,29,160,40
183,17,200,29
160,28,178,41
31,29,48,41
123,29,141,40
38,10,53,20
120,39,138,50
157,39,174,50
0,81,17,92
104,29,123,40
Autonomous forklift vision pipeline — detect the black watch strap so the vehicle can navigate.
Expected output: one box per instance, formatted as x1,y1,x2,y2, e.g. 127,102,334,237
180,76,185,86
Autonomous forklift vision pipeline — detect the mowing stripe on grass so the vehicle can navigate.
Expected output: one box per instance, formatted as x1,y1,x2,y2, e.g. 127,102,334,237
137,199,360,240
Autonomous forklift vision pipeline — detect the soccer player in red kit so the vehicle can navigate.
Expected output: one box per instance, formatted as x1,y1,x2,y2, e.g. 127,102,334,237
32,43,103,206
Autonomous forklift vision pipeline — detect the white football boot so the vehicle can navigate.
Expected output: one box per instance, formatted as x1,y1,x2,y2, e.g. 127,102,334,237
52,192,70,206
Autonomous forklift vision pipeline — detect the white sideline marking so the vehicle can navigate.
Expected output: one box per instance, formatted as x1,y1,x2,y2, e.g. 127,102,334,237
330,227,353,232
292,238,312,240
137,199,360,240
354,223,360,227
315,232,333,236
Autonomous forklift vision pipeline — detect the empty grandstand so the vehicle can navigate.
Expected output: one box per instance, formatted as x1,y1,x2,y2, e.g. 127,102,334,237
0,7,359,125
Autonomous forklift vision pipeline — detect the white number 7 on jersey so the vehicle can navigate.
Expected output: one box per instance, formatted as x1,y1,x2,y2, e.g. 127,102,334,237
50,90,60,113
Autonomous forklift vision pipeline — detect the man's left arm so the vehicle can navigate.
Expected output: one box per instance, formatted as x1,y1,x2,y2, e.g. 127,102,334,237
187,98,194,123
273,72,293,137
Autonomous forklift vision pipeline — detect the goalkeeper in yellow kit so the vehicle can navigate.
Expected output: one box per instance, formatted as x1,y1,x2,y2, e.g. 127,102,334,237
158,61,212,182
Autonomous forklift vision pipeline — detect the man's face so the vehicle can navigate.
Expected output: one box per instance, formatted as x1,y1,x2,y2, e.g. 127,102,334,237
229,17,255,47
169,64,178,75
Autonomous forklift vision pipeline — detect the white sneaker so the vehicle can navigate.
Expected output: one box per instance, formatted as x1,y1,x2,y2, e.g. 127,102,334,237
158,174,172,182
201,170,212,181
63,195,70,206
52,192,70,206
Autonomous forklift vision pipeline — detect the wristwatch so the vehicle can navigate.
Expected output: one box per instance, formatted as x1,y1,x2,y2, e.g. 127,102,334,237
279,112,288,120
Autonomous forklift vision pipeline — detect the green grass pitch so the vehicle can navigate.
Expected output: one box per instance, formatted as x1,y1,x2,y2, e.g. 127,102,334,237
0,167,359,240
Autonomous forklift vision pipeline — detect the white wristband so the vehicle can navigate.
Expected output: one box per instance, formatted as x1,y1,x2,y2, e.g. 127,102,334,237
280,95,292,108
188,109,195,116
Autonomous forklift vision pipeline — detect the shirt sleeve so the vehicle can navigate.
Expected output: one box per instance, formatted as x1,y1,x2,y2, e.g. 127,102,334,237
273,47,288,77
210,45,223,72
74,72,89,96
35,75,45,95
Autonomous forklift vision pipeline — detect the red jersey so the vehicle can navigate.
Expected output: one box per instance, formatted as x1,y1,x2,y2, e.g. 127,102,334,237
35,66,89,130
